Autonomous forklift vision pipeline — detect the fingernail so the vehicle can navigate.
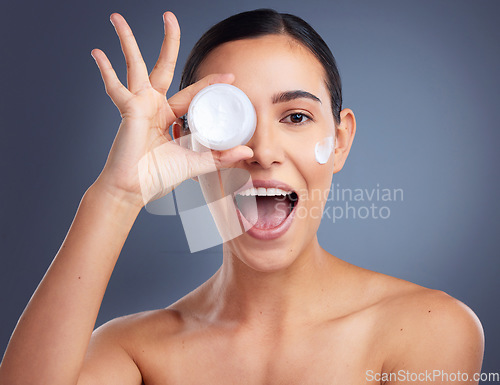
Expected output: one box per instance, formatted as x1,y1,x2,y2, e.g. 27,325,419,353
240,146,254,159
221,73,235,82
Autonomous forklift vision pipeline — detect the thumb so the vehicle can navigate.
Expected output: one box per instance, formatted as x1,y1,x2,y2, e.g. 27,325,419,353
186,145,254,179
138,142,254,205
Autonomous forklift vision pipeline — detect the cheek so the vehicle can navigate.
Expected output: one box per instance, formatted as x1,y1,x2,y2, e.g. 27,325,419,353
291,135,335,202
292,133,335,171
314,136,335,164
286,117,336,170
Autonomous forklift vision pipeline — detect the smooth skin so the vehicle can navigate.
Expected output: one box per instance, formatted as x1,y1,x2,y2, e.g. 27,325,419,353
0,11,484,385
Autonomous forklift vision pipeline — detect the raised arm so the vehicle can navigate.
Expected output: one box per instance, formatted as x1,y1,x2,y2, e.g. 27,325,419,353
0,11,252,385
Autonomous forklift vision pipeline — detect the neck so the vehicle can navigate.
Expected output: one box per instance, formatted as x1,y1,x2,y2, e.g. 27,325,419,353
206,236,344,329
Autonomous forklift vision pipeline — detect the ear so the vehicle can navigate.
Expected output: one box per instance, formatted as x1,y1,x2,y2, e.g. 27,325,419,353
333,108,356,174
172,117,188,144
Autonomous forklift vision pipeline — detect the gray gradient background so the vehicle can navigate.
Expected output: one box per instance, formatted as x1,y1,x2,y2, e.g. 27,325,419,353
1,0,499,378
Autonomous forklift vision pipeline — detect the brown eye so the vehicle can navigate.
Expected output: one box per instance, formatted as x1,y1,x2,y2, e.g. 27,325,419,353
281,112,311,125
291,113,305,123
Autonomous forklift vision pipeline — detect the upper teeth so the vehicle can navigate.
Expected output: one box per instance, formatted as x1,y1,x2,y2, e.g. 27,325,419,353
237,187,292,196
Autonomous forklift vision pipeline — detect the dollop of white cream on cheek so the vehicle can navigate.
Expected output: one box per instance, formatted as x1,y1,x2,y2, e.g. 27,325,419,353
314,136,335,164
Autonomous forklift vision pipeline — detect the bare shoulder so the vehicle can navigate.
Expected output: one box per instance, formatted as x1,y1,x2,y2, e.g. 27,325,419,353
78,309,185,385
385,284,483,345
91,307,186,350
379,277,484,345
366,272,485,380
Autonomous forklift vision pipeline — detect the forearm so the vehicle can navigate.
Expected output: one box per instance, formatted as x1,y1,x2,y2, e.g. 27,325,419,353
0,183,141,385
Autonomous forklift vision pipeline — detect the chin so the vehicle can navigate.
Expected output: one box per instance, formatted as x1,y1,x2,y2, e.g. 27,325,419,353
223,236,300,274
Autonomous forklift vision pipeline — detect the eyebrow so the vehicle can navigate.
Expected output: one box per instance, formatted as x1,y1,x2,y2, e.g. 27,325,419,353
272,90,322,104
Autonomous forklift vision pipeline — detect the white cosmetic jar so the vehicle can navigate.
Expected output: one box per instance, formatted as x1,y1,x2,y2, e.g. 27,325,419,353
187,83,257,151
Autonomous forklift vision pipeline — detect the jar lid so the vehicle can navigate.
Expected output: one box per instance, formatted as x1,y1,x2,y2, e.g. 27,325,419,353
187,83,256,151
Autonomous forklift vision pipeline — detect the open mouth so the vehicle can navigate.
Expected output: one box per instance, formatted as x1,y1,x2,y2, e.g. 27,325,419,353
234,187,299,230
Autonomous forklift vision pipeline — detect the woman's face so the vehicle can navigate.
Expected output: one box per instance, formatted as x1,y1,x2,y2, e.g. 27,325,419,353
195,34,341,272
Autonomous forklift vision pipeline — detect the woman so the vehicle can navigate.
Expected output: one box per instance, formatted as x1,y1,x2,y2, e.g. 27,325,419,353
0,8,484,385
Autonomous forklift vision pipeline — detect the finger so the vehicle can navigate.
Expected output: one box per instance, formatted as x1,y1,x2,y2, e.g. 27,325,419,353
212,145,254,168
110,13,150,93
91,48,131,107
189,145,254,179
167,73,235,118
149,12,180,95
144,141,253,201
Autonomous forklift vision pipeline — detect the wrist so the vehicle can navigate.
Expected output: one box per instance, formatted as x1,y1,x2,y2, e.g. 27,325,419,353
85,181,143,220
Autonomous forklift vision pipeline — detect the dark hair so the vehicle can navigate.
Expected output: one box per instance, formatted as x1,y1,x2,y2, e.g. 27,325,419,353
180,8,342,125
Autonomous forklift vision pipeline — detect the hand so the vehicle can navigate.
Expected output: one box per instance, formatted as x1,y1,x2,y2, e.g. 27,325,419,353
90,12,253,208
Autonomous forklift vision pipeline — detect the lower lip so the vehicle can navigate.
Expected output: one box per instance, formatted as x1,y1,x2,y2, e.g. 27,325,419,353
234,198,298,240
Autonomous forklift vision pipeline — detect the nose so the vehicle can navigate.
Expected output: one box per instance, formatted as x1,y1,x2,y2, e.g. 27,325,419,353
244,116,285,169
